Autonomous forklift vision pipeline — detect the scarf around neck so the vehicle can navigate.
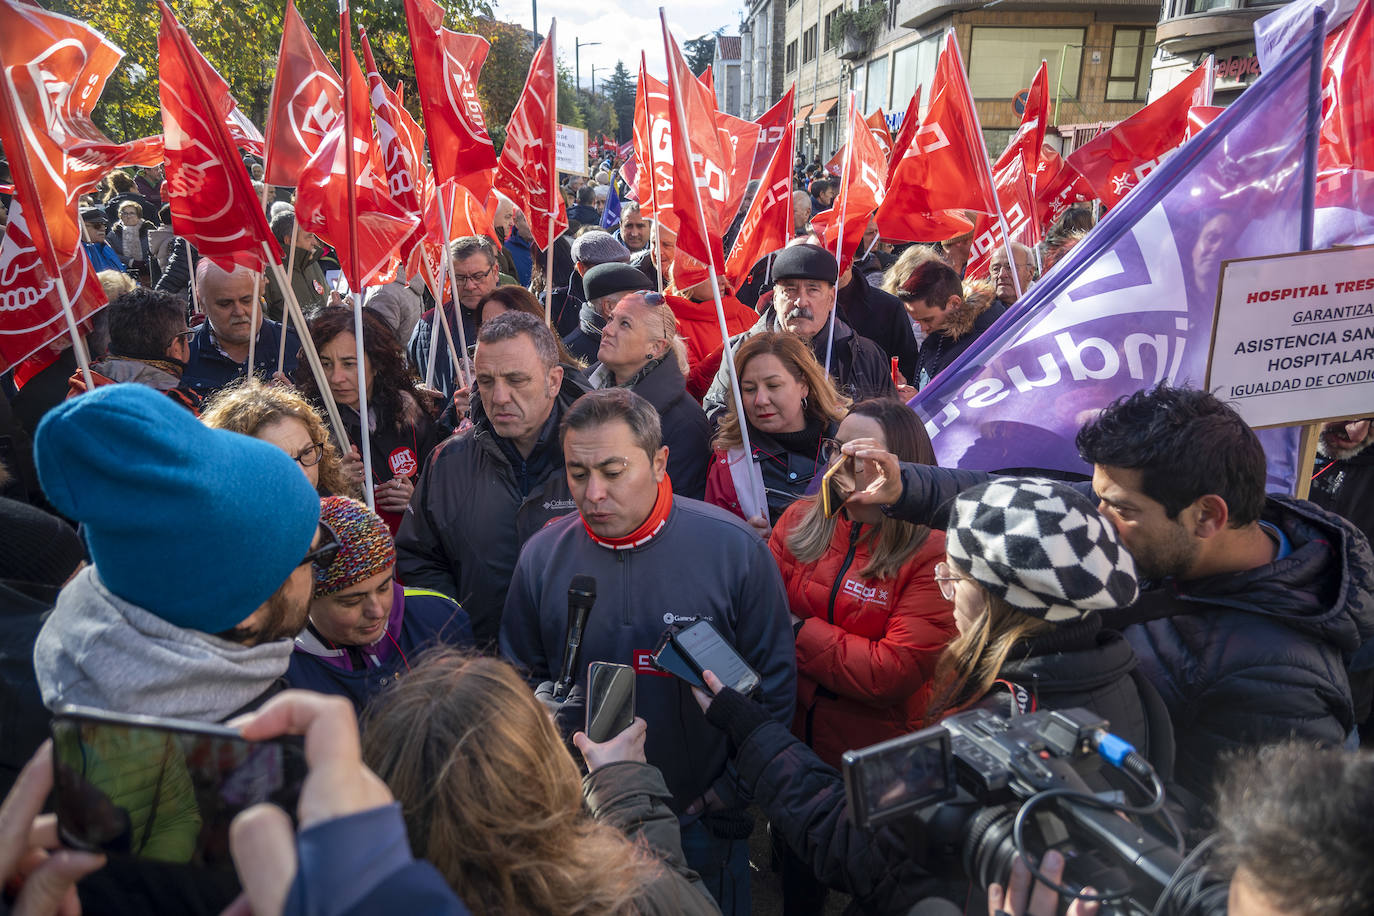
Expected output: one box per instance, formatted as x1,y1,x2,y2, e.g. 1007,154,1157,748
582,473,674,550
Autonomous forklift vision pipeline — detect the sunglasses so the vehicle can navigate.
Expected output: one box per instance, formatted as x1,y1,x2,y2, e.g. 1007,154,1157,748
300,521,341,572
634,290,666,306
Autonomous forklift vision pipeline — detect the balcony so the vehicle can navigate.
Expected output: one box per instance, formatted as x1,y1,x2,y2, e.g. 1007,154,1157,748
1156,0,1291,54
896,0,1154,31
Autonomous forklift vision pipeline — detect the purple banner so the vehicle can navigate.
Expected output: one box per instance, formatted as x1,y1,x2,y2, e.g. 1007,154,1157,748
910,22,1326,491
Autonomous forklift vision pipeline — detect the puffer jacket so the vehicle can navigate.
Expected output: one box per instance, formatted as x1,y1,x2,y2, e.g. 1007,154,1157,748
584,761,724,914
769,501,955,769
395,371,592,644
887,464,1374,800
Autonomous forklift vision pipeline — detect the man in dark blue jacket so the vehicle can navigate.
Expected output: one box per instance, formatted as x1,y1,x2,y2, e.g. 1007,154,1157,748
287,496,473,713
182,260,300,397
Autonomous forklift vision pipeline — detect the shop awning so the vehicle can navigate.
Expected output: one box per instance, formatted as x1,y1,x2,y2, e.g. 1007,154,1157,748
808,97,838,124
795,103,813,124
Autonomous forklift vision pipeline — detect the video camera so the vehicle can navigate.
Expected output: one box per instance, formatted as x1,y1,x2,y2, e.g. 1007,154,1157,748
842,707,1225,915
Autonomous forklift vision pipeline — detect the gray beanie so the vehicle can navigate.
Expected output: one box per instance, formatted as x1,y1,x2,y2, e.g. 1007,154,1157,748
946,477,1139,622
571,230,632,267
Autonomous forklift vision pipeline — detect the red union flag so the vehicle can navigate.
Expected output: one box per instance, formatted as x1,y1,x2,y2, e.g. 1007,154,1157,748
158,1,281,272
403,0,496,194
1034,146,1094,229
296,43,417,290
750,86,794,181
360,28,421,219
812,93,887,274
633,57,673,223
725,110,794,290
714,110,761,226
662,19,729,275
865,108,892,159
265,0,342,187
876,32,999,241
886,85,922,186
495,23,565,250
1068,63,1210,208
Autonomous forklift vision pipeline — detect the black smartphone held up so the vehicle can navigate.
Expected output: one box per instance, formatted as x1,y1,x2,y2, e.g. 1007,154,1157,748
50,705,307,869
585,662,636,743
651,631,706,689
669,619,762,696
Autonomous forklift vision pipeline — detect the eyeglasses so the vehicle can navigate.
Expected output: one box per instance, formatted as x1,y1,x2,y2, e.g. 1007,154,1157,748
820,437,845,464
933,561,967,601
989,263,1028,277
167,328,196,346
300,522,341,572
293,441,325,468
453,266,495,287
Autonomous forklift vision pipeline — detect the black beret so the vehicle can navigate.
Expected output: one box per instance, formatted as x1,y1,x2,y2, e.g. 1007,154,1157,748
771,243,838,284
584,263,652,301
80,207,108,225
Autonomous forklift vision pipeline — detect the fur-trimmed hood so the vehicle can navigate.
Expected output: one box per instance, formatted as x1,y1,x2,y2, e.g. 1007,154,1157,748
941,279,999,341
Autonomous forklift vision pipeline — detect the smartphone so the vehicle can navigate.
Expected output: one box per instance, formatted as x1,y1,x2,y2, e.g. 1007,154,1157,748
651,633,706,689
585,662,636,742
669,619,761,696
820,453,855,518
50,705,307,869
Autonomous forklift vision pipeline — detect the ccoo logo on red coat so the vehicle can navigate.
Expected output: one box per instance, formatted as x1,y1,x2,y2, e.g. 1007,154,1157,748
388,447,418,477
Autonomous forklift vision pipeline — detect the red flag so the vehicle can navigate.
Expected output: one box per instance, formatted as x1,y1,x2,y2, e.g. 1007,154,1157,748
824,146,843,177
1185,105,1224,140
885,85,922,185
749,87,794,180
494,23,565,250
403,0,496,194
633,58,673,224
1068,63,1210,207
360,29,423,219
1034,147,1094,230
158,1,280,272
714,111,761,226
865,108,892,160
876,33,999,241
811,94,887,274
725,111,795,290
662,19,730,276
964,61,1049,278
264,0,342,187
295,37,417,290
1319,0,1373,179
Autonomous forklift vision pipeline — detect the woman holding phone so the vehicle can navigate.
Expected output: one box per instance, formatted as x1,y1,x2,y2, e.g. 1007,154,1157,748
765,398,956,914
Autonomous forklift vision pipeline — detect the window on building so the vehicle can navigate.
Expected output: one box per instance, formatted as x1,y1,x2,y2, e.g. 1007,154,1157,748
1184,0,1229,12
1107,27,1155,101
969,27,1085,101
865,55,890,114
823,8,838,51
802,25,817,63
890,35,940,114
786,39,798,72
852,67,866,114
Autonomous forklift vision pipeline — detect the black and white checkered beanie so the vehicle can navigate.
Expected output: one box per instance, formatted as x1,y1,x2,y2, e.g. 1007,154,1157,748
946,477,1139,622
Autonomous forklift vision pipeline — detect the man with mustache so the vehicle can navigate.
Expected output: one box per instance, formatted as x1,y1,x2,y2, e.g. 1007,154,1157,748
182,260,301,398
702,243,895,419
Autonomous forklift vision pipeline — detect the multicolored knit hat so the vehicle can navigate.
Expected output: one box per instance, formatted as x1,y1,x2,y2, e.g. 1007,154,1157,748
314,496,396,596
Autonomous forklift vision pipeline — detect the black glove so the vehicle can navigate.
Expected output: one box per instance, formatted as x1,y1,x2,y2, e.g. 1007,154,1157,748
534,680,586,743
703,685,772,753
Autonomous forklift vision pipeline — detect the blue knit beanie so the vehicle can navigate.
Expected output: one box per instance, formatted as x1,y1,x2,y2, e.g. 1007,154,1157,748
35,384,321,635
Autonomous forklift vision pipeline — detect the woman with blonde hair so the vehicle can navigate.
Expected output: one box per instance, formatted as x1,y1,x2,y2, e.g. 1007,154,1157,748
200,378,357,499
590,290,711,498
361,649,719,916
705,331,849,536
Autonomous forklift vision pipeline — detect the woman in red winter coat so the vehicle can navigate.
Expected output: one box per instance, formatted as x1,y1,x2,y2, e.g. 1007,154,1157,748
769,398,956,769
767,398,956,914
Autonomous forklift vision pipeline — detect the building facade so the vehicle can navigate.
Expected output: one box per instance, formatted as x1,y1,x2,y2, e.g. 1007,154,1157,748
714,35,745,116
741,0,788,119
1148,0,1290,102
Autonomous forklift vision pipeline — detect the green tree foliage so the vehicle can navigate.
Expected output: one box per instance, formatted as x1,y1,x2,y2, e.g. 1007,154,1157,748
683,28,722,77
577,89,616,144
604,60,634,143
556,60,583,129
49,0,493,141
471,17,538,151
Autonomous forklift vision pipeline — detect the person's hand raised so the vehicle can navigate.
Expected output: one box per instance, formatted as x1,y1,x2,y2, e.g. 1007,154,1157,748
840,437,902,508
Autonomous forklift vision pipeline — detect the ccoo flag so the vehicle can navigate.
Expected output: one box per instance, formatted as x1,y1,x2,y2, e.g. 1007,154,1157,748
909,18,1327,490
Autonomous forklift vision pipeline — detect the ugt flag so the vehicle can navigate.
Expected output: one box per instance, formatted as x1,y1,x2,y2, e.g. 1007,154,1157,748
909,18,1326,490
601,180,622,230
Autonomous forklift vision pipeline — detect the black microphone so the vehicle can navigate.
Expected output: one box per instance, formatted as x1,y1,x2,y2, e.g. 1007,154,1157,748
553,575,597,699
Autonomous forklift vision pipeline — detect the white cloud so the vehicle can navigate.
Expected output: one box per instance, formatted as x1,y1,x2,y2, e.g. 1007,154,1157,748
492,0,744,88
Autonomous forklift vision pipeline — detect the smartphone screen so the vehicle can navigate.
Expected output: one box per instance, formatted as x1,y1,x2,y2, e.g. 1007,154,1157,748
51,707,306,869
651,637,707,689
585,662,635,743
671,620,761,696
821,454,854,518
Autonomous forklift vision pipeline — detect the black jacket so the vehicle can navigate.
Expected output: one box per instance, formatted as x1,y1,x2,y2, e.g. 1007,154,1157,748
703,312,897,420
591,357,711,500
889,464,1374,800
407,302,477,401
394,371,592,643
182,319,302,399
152,236,197,305
836,271,918,384
912,299,1006,389
562,301,605,366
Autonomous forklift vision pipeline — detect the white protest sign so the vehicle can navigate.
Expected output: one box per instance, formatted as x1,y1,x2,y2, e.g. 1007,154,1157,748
1206,244,1374,429
555,123,588,176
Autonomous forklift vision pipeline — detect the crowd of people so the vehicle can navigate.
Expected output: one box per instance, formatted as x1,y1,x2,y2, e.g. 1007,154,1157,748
0,148,1372,916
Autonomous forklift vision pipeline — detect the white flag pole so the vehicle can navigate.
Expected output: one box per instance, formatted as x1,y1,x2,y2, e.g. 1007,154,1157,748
824,90,857,378
660,7,767,521
435,184,472,387
277,227,300,373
